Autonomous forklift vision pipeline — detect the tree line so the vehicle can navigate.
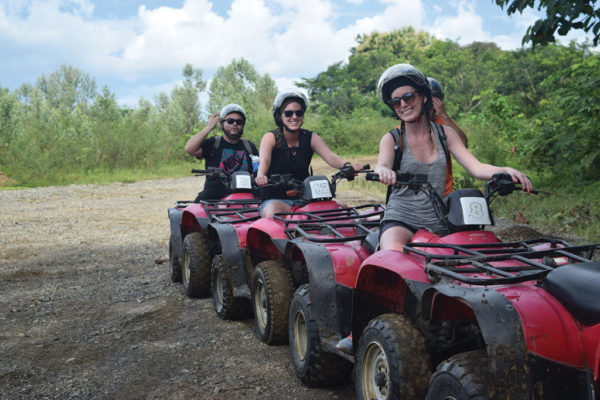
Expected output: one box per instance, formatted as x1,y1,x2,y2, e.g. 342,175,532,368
0,27,599,189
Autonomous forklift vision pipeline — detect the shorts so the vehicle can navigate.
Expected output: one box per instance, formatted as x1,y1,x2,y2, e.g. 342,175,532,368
259,198,301,215
380,219,419,237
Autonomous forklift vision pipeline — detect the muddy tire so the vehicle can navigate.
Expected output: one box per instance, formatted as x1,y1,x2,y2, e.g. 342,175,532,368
182,231,211,298
169,240,182,283
252,260,293,344
211,255,251,320
355,313,430,400
426,350,489,400
289,284,352,386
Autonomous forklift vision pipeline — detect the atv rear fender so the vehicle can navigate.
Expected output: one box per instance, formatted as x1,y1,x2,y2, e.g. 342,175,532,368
246,218,288,261
181,203,209,233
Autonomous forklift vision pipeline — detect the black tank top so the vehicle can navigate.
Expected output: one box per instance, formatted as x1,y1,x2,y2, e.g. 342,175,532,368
264,128,314,199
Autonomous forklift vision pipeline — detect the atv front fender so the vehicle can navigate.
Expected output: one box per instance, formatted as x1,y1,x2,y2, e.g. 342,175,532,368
284,241,352,340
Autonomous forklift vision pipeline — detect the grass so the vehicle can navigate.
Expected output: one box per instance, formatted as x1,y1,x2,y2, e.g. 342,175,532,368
0,160,202,189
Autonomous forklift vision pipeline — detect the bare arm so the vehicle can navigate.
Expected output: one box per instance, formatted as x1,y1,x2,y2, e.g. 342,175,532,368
374,133,397,185
255,132,275,186
433,97,468,147
310,133,363,171
446,126,532,192
184,113,221,157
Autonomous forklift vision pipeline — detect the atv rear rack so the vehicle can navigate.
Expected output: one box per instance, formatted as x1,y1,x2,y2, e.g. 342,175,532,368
277,204,384,243
408,241,600,285
200,199,262,224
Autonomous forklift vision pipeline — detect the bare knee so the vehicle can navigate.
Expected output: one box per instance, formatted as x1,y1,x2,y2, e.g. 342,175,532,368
380,226,413,251
261,201,291,218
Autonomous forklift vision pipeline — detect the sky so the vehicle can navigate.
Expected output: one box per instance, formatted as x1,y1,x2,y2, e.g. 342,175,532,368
0,0,596,110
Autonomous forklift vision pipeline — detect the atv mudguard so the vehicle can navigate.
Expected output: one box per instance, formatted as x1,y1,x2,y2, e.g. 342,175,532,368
207,222,251,298
284,241,353,341
168,207,184,264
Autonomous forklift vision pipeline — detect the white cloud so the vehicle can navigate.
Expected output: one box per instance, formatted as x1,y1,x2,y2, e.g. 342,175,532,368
2,0,596,108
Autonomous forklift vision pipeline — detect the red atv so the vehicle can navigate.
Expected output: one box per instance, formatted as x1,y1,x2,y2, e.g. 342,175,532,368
288,172,600,400
208,165,384,346
167,168,260,298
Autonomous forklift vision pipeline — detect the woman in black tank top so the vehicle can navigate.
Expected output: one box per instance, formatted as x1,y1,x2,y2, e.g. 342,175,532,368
255,90,363,218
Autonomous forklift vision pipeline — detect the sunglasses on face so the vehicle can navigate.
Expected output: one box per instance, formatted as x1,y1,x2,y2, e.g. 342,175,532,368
391,91,418,106
225,118,244,126
283,109,305,118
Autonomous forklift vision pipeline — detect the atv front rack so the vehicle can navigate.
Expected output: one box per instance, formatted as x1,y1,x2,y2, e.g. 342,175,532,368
406,240,600,285
277,204,384,243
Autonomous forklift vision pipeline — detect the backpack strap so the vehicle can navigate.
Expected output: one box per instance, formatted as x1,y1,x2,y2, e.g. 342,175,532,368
432,123,449,163
241,139,256,156
386,126,403,203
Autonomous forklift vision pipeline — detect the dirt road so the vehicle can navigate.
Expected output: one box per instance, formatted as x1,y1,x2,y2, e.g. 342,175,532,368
1,161,390,399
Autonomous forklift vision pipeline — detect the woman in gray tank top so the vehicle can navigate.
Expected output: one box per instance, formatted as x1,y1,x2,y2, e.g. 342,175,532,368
375,64,533,251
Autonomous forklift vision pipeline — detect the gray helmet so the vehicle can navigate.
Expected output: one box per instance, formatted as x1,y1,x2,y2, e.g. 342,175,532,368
427,77,444,100
376,63,432,111
220,103,246,121
272,89,308,124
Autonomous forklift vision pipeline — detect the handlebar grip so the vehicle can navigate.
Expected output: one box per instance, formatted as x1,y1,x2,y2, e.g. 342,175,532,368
365,172,380,181
191,169,206,173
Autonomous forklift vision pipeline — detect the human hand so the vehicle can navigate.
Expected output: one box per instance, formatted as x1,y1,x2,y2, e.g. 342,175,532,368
255,175,269,186
351,162,365,172
502,167,533,192
377,167,397,185
206,113,221,131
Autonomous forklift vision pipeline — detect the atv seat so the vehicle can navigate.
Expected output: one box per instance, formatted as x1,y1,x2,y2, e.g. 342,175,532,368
542,261,600,326
362,230,380,254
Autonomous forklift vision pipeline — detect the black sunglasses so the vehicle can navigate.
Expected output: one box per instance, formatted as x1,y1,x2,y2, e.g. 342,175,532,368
283,109,305,118
391,91,417,106
224,118,244,125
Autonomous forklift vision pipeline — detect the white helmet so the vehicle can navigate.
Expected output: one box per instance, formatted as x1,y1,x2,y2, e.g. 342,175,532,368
376,63,431,111
220,104,246,121
272,90,308,122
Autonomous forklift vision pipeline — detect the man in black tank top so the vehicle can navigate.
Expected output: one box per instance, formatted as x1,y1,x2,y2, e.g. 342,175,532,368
184,104,258,202
255,90,363,218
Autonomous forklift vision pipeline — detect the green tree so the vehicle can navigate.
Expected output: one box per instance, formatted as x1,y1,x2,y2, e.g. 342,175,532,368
495,0,600,45
207,58,277,115
35,64,97,110
528,56,600,182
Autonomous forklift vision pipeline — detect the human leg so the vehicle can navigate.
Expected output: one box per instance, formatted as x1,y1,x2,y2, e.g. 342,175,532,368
379,225,414,251
260,199,293,218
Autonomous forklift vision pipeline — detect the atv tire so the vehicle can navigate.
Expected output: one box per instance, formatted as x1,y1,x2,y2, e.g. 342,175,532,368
182,231,211,298
252,260,293,344
169,240,182,283
355,313,430,400
289,284,352,386
211,254,251,320
426,350,489,400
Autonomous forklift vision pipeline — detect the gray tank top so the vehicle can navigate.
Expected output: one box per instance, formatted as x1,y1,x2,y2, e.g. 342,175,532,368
383,126,448,234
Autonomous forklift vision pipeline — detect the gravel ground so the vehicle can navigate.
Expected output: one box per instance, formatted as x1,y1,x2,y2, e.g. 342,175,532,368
0,161,547,400
0,162,382,400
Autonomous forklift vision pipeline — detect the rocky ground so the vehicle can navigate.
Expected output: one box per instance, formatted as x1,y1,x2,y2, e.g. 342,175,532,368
0,161,547,400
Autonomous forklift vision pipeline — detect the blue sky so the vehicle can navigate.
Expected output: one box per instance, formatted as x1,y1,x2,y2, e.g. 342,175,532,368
0,0,595,110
